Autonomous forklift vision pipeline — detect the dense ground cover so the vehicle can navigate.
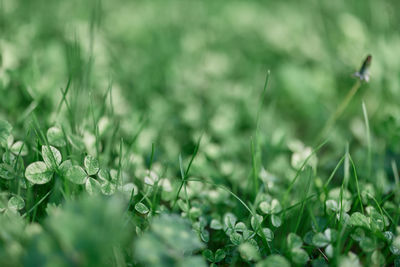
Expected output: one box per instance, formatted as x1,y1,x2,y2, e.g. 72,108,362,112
1,0,400,266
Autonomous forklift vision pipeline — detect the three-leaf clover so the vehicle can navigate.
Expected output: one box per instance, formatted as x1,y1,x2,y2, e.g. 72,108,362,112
25,145,62,184
287,233,309,265
203,248,226,266
251,214,274,242
64,155,100,185
64,155,106,195
311,228,337,257
193,217,210,242
259,199,283,227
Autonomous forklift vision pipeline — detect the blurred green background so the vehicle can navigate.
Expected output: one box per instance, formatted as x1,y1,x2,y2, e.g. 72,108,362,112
1,0,400,187
2,0,400,265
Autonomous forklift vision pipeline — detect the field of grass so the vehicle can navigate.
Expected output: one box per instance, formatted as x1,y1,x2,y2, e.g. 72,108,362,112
1,0,400,266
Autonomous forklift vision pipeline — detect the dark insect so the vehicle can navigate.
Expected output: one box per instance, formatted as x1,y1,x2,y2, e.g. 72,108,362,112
354,54,372,82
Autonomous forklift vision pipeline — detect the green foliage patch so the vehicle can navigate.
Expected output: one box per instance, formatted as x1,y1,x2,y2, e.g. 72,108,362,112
0,0,400,266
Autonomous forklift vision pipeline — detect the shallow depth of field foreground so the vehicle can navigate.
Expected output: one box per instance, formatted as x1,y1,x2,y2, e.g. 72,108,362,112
1,0,400,266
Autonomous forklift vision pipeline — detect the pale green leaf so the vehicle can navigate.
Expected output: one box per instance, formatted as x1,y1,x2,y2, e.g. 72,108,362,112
251,214,263,231
235,222,247,232
10,141,28,156
271,214,282,227
239,242,260,261
25,161,53,184
202,249,214,262
214,249,226,262
8,195,25,210
85,177,102,195
312,232,329,247
42,145,62,169
101,180,116,195
65,166,87,184
84,155,100,176
0,163,16,180
230,232,243,245
350,212,370,229
210,219,223,230
287,233,303,249
59,160,72,177
47,126,66,147
291,248,309,265
259,201,271,214
261,228,274,241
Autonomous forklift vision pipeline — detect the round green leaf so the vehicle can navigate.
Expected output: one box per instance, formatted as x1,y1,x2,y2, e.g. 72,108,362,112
10,141,28,156
303,231,314,245
326,199,339,212
177,199,189,212
0,163,16,180
214,249,226,262
350,212,370,229
84,155,99,176
338,252,362,267
271,214,282,227
85,177,102,195
270,199,282,214
100,180,116,195
251,214,263,231
324,228,337,243
235,222,247,232
8,195,25,210
239,242,260,261
291,248,309,265
261,228,274,241
47,126,66,147
25,161,53,184
135,202,149,214
202,249,214,262
259,201,271,214
110,169,120,184
287,233,303,249
65,166,87,184
210,219,223,230
0,119,12,147
97,168,110,182
59,160,72,177
42,145,62,169
189,206,201,218
243,229,254,240
325,244,334,258
312,232,330,247
230,232,243,245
